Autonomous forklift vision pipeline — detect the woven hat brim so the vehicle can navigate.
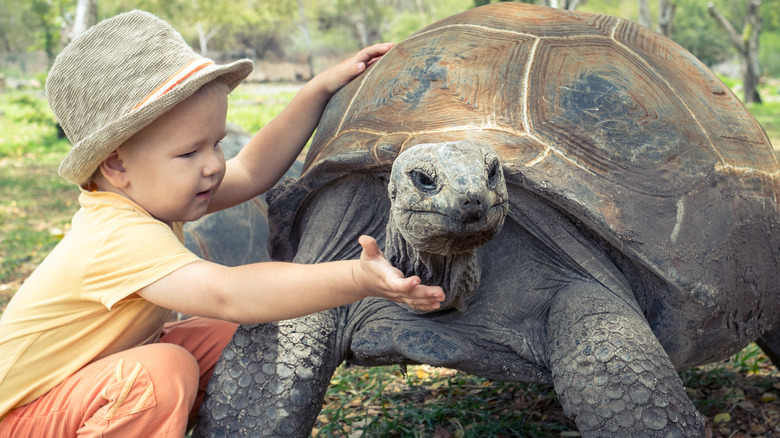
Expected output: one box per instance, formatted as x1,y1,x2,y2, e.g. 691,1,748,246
58,58,253,185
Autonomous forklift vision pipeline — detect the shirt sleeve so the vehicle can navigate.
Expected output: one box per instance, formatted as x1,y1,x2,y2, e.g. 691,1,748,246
80,216,201,309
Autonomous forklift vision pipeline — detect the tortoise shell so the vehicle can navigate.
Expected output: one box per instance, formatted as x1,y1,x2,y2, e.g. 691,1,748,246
272,3,779,306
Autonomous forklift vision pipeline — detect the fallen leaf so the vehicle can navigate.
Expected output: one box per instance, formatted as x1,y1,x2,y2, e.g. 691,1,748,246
750,423,767,434
713,412,731,424
434,426,451,438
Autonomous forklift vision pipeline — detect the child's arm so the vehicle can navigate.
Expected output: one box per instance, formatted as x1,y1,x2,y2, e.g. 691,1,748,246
207,43,394,213
136,235,444,323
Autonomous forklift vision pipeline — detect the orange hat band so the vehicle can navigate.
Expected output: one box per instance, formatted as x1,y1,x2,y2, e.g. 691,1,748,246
132,58,214,112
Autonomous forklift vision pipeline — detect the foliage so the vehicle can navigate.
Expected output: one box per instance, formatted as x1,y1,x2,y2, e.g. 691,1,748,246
2,0,780,79
0,153,77,295
0,90,74,306
381,0,473,42
651,0,734,67
226,84,299,134
0,91,69,158
315,364,576,437
760,31,780,77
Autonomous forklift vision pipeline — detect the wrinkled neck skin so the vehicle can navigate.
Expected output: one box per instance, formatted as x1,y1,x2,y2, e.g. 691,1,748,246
384,213,481,313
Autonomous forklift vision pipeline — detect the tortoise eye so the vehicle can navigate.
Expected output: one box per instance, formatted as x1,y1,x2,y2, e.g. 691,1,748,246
487,160,500,188
410,170,437,192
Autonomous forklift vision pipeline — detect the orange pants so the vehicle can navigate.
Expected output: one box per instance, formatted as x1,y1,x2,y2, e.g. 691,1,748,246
0,317,236,437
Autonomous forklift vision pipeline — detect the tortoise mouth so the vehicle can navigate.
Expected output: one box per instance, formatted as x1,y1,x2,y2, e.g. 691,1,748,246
395,202,507,254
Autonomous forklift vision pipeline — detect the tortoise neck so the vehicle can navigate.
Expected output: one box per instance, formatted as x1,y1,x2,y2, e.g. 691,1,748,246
384,217,481,313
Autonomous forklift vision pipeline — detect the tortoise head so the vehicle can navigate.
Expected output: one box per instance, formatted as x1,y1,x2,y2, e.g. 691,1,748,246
388,141,508,256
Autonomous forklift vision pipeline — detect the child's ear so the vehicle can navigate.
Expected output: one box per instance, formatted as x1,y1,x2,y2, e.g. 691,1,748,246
100,151,128,188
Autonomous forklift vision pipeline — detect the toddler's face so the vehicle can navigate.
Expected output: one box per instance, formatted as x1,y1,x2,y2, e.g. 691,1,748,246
116,85,228,225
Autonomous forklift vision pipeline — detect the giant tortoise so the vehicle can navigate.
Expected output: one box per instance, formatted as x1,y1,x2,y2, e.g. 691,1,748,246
193,3,780,437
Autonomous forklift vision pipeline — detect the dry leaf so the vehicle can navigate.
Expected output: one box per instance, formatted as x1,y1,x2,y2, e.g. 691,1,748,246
434,426,451,438
713,412,731,424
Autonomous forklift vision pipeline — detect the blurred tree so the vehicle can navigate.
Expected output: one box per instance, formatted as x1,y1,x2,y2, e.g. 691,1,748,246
658,0,676,36
666,0,730,66
639,0,651,27
381,0,471,42
332,0,391,47
709,0,762,103
71,0,96,38
474,0,524,6
474,0,581,8
297,0,315,79
29,0,65,68
0,0,27,53
120,0,254,54
4,0,778,81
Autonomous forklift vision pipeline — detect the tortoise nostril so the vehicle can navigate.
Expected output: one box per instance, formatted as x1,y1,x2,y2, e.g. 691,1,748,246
462,198,481,208
461,197,484,223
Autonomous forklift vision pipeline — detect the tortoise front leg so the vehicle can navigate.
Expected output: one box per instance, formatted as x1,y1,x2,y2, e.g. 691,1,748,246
194,310,341,437
547,281,704,437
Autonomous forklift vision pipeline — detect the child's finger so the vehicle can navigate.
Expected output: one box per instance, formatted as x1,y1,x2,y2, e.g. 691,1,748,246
407,283,445,301
358,235,382,259
357,42,394,61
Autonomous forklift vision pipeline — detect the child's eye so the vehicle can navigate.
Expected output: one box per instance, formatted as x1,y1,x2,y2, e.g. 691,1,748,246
214,140,223,150
179,150,197,158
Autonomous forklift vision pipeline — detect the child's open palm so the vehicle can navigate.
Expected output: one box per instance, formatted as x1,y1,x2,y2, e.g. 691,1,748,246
354,235,445,311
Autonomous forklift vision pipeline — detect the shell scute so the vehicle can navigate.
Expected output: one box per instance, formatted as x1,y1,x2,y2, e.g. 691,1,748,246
305,25,535,174
527,37,714,196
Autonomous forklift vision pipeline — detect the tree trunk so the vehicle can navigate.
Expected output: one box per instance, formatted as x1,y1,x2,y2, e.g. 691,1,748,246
638,0,651,28
195,22,218,56
708,0,763,104
297,0,315,80
72,0,96,39
543,0,580,9
657,0,675,37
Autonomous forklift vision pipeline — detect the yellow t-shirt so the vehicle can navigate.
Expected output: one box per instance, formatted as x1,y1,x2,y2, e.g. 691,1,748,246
0,191,201,419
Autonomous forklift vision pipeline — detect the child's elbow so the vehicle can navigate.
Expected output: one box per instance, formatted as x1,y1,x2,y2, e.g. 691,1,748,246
206,266,262,324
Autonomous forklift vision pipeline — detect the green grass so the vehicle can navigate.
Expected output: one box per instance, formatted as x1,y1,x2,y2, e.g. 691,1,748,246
227,84,299,134
316,365,575,437
0,91,69,157
0,154,78,286
0,90,77,307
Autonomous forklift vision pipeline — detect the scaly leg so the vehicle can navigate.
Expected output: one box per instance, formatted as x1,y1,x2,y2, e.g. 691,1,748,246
547,281,704,437
194,310,340,437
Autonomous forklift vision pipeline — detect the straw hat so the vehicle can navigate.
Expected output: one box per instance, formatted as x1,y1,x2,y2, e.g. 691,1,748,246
47,10,253,185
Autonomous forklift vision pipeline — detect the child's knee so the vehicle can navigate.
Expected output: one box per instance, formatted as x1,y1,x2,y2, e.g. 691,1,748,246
140,343,200,396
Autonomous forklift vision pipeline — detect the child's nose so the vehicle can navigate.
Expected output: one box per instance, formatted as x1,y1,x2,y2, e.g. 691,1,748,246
202,148,225,177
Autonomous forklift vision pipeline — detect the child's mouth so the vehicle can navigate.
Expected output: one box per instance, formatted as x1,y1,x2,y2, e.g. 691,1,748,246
196,188,212,200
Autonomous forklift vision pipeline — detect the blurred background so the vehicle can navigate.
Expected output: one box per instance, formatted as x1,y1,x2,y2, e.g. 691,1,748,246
2,1,780,436
1,0,779,95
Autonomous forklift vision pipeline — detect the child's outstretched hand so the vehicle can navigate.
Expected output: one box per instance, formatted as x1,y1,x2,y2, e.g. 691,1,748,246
314,43,395,95
354,235,445,311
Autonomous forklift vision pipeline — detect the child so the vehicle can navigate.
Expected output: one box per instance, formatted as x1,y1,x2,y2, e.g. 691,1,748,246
0,10,444,437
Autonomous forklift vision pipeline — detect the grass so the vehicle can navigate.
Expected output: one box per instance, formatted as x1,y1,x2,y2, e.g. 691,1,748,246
1,78,779,437
316,365,576,437
226,83,299,134
0,90,76,307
